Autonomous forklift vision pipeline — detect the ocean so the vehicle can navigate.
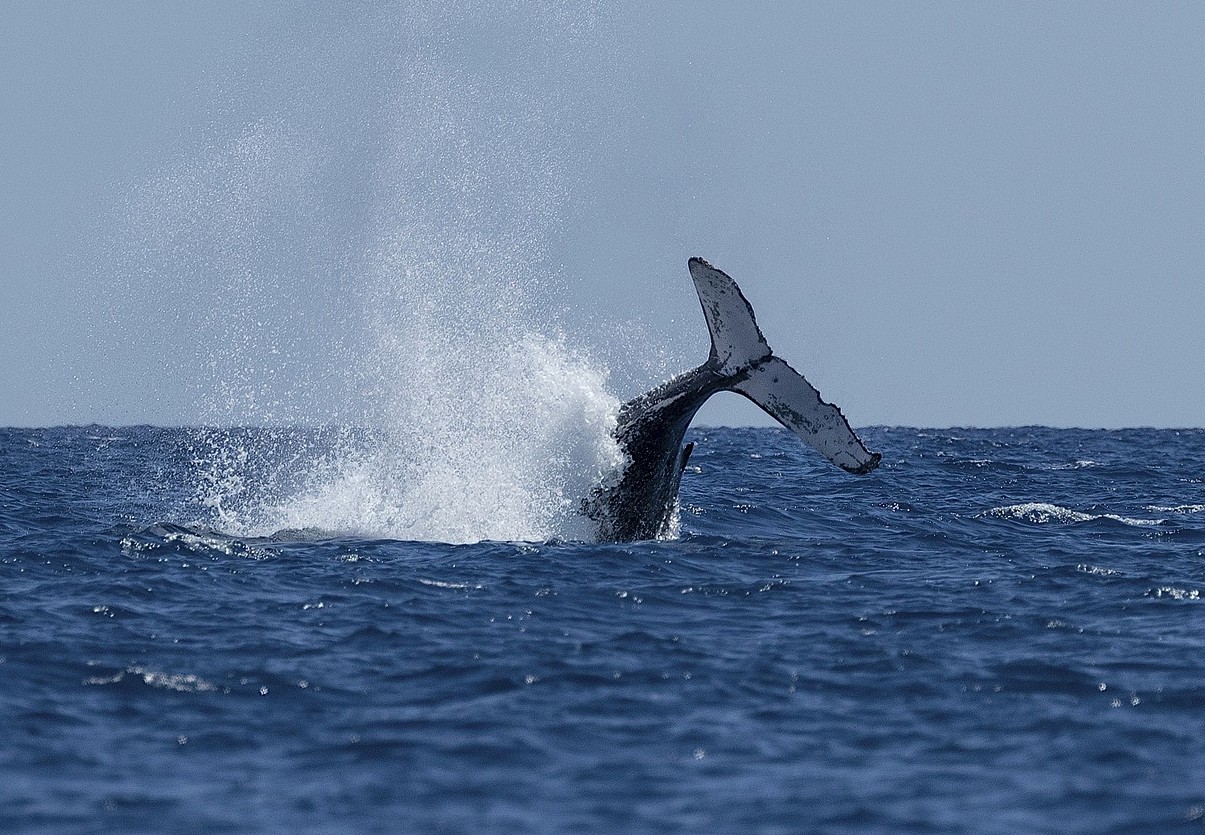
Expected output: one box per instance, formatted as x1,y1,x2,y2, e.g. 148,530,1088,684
3,424,1204,833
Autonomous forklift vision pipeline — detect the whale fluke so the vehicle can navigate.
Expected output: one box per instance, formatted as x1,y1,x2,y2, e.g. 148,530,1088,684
585,258,879,541
687,257,880,476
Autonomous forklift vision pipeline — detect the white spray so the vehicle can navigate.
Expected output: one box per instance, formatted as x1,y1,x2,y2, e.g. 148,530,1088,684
160,1,631,542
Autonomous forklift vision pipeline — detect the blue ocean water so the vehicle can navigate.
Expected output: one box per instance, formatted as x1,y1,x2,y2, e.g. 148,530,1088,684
3,424,1204,833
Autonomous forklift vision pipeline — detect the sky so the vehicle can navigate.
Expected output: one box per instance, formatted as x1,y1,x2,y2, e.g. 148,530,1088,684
3,2,1204,428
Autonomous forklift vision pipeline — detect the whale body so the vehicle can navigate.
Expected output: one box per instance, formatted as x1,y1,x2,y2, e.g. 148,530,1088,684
584,257,880,542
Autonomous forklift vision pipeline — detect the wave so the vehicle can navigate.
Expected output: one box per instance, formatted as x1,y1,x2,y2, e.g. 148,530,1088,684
84,665,219,694
1145,504,1205,514
982,502,1162,527
120,522,277,560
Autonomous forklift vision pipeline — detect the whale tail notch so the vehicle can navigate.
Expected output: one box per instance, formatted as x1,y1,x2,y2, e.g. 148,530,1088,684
687,257,881,475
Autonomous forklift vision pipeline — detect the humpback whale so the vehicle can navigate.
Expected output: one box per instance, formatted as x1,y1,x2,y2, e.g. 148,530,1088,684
584,257,880,542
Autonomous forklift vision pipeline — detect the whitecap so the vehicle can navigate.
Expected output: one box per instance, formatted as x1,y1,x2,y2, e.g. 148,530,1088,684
84,665,218,693
417,578,480,590
1147,587,1201,601
1145,504,1205,514
982,502,1161,527
1076,564,1119,576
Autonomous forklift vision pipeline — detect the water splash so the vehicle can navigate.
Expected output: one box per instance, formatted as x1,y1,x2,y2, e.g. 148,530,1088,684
153,1,632,543
200,335,623,543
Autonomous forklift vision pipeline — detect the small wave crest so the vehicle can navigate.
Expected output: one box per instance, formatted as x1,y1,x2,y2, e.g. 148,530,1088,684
982,502,1162,527
1145,504,1205,514
120,522,277,560
84,664,219,694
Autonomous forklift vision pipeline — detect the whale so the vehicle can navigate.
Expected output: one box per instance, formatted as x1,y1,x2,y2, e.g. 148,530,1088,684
584,257,880,542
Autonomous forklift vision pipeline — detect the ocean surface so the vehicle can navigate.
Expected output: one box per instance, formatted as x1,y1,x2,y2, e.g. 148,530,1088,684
3,424,1205,833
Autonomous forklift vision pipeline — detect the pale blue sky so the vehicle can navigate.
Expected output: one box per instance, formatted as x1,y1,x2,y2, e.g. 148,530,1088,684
4,2,1203,428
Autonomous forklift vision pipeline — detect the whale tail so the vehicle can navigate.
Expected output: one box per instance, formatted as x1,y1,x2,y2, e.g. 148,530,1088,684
688,257,881,475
